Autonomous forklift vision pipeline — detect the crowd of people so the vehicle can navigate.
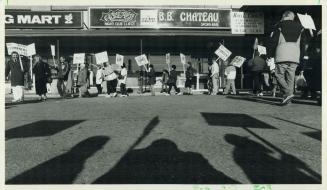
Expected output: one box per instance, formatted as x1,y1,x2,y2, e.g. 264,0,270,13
5,11,321,105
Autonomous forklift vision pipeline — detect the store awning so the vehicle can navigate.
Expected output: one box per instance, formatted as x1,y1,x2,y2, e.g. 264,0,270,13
5,29,244,37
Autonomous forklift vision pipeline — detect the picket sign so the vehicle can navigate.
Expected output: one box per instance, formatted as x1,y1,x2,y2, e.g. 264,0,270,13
51,45,55,56
6,43,28,56
215,45,232,61
166,53,171,73
73,53,85,64
26,43,36,78
257,45,267,55
297,13,316,30
180,53,186,76
116,54,124,66
95,51,108,64
231,56,246,68
135,54,149,72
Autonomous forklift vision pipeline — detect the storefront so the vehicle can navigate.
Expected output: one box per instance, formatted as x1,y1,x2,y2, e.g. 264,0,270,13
5,5,320,94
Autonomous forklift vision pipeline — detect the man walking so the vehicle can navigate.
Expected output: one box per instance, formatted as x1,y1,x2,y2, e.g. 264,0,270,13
211,58,220,95
268,11,308,104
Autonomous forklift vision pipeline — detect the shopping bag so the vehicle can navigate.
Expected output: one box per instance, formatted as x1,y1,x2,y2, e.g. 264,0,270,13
296,73,307,90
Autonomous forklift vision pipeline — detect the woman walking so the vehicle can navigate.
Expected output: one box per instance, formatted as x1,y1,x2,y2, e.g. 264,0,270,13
33,55,51,101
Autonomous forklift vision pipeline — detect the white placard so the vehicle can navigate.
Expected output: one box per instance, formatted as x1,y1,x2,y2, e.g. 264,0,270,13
297,13,316,30
166,53,170,64
231,12,264,34
116,54,124,66
257,45,267,55
95,51,108,64
27,43,36,56
6,43,28,56
215,45,232,61
51,45,55,56
135,54,149,66
73,53,85,64
180,53,186,64
230,56,246,68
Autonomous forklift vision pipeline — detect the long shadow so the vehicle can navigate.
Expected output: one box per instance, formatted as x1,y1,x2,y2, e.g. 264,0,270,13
225,133,321,184
302,131,321,141
6,120,85,140
6,136,110,184
201,112,277,129
225,95,282,106
270,116,321,131
93,138,239,184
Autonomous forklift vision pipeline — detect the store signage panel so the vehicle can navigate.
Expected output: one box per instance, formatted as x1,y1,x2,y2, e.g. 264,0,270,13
90,8,231,29
5,11,83,29
231,11,264,34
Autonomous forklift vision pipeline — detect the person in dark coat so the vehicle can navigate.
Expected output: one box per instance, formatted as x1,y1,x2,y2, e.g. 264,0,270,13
166,65,182,95
185,62,195,95
251,45,268,96
147,64,156,96
33,55,51,101
5,51,28,102
77,63,89,98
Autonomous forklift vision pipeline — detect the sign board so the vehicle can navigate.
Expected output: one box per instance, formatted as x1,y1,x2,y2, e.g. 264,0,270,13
90,8,231,29
73,53,85,64
95,51,109,64
257,45,267,55
166,53,171,64
26,43,36,56
116,54,124,66
6,43,28,56
231,11,264,34
180,53,186,64
50,45,55,56
297,13,316,30
135,54,149,66
230,56,246,68
215,45,232,61
5,11,83,29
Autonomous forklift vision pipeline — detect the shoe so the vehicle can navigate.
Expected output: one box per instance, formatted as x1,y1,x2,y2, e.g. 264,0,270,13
113,92,118,97
177,92,182,95
121,95,127,97
165,93,170,96
105,94,111,98
281,94,295,104
38,96,42,101
12,99,21,103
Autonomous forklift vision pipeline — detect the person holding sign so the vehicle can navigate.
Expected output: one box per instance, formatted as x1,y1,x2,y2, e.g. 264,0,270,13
268,11,309,105
32,55,51,101
5,52,28,102
210,58,220,95
223,59,237,95
77,63,89,98
102,62,118,98
119,63,128,97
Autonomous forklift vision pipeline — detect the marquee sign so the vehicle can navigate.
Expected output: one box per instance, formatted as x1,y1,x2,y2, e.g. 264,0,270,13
89,8,231,29
5,11,83,29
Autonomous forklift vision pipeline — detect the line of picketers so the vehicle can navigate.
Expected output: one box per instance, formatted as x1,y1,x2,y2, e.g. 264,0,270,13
5,11,322,105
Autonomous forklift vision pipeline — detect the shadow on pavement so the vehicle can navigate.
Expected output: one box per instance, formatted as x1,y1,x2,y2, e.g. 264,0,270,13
6,120,85,140
270,116,321,131
225,95,282,106
225,133,321,184
6,136,110,184
201,113,277,129
302,131,321,141
93,138,239,184
5,99,43,106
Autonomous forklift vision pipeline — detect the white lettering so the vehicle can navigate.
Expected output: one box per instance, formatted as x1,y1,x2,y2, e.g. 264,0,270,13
42,15,53,24
5,15,14,24
159,11,165,21
52,15,62,24
31,15,42,24
167,11,173,21
180,12,186,21
17,15,31,24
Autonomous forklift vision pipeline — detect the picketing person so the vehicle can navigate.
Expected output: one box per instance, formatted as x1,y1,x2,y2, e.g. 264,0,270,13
223,58,237,95
166,65,182,96
56,56,70,98
210,58,220,96
267,10,309,105
161,69,169,93
185,62,195,95
76,63,89,98
147,64,156,96
102,62,118,98
119,63,128,97
95,64,103,94
5,52,29,102
32,55,51,101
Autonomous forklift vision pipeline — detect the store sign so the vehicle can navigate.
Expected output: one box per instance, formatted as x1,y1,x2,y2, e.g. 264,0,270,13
90,8,231,29
5,11,83,29
231,11,264,34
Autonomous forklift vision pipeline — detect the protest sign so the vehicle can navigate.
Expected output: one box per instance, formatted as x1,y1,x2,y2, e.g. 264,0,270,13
166,53,171,64
231,56,246,68
297,13,316,30
6,43,28,56
180,53,186,64
73,53,85,64
27,43,36,56
116,54,124,66
51,45,55,56
95,51,108,64
215,45,232,61
257,45,267,55
135,54,149,66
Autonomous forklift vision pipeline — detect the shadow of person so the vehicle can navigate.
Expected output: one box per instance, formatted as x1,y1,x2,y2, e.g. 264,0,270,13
224,134,321,184
6,136,110,184
93,139,239,184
